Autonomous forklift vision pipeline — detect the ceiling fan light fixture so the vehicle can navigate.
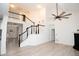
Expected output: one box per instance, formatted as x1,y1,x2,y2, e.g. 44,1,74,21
52,3,72,20
55,16,61,19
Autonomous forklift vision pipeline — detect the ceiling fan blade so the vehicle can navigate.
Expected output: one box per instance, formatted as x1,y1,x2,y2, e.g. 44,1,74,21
52,14,56,16
63,13,72,16
59,12,66,16
62,17,69,19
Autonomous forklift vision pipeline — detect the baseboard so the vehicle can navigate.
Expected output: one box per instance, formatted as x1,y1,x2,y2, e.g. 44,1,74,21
55,40,74,46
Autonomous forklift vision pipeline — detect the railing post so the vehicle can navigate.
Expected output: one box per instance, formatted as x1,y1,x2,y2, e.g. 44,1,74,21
38,24,39,34
26,28,28,38
19,35,20,47
31,25,32,34
36,26,37,34
22,15,26,22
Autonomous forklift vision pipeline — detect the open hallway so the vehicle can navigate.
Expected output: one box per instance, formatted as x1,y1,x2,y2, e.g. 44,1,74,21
6,41,79,56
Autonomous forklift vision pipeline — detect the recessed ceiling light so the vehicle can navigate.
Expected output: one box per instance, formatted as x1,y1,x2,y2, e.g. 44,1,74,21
37,5,42,8
10,4,15,8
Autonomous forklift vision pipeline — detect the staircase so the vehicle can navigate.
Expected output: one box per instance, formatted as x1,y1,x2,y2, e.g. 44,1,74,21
9,11,45,47
19,24,45,47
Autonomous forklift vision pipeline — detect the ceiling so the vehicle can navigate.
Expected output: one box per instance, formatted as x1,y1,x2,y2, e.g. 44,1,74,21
10,3,46,11
9,3,79,13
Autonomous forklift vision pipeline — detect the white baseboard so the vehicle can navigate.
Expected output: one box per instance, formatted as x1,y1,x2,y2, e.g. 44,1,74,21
55,40,74,46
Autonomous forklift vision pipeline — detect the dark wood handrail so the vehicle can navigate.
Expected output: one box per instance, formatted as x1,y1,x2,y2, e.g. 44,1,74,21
25,16,35,25
19,30,27,36
19,24,45,36
8,11,35,25
19,25,37,36
9,11,22,15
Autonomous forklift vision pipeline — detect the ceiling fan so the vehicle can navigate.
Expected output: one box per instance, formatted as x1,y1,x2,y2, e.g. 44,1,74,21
52,3,72,20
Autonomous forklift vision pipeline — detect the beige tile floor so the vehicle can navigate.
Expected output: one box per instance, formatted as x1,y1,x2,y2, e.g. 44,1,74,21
6,41,79,56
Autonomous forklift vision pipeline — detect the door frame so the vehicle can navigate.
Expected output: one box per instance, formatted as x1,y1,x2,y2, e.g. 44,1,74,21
6,22,23,49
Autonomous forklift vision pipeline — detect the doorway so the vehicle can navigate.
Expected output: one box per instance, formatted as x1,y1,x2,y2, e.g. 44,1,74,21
50,29,55,43
6,22,23,52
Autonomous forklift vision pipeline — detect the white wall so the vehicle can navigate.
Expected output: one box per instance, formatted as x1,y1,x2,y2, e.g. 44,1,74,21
46,3,79,46
21,28,50,47
54,4,79,46
0,3,8,55
24,6,52,45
